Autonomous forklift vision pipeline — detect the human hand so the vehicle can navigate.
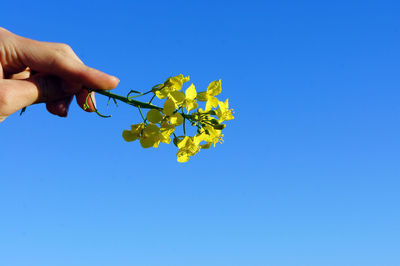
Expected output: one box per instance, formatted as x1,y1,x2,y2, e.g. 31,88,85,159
0,27,119,123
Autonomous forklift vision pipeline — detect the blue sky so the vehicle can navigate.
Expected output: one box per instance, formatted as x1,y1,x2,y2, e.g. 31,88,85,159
1,0,400,265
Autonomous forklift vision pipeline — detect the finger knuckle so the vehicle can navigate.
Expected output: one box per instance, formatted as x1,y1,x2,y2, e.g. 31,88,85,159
56,43,74,54
48,51,66,70
51,42,82,63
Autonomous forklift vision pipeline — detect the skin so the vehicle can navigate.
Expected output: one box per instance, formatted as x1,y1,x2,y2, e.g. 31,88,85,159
0,27,120,123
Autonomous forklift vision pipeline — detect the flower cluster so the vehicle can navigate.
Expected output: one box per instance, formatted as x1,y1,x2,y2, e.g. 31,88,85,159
121,74,234,162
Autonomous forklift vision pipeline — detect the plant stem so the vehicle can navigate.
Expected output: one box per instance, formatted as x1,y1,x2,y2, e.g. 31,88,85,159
181,109,186,135
93,89,162,110
138,106,147,124
91,88,195,121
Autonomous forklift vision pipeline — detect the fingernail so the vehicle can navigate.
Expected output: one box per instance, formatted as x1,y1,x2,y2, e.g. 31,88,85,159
57,102,68,117
90,91,97,109
111,76,120,84
58,98,72,117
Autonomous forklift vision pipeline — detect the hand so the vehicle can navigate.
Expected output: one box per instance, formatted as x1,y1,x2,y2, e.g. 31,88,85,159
0,27,119,123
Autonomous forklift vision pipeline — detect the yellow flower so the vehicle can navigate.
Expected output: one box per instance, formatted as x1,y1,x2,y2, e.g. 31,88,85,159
175,133,215,162
193,132,212,149
160,121,175,144
122,76,233,163
152,74,190,99
176,136,201,163
203,125,224,146
142,122,176,148
166,83,198,113
176,149,190,163
140,124,161,148
163,98,184,126
168,91,186,106
183,84,198,113
215,99,234,123
147,107,184,127
122,123,145,142
197,80,222,111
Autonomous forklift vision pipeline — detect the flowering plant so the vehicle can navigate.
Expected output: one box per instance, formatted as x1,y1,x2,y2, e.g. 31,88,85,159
86,74,234,162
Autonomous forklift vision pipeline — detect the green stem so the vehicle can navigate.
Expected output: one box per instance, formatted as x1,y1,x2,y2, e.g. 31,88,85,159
128,90,153,98
93,89,162,110
183,117,186,135
181,108,186,136
138,106,147,124
148,94,156,104
90,88,196,121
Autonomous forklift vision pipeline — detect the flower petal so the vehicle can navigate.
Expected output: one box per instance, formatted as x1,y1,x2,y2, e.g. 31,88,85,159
122,130,138,142
209,96,219,108
169,91,186,105
205,96,218,111
185,101,198,113
131,123,145,136
177,149,190,163
140,136,157,148
177,136,190,149
185,84,197,100
163,98,176,116
200,142,212,149
197,91,208,102
147,109,163,124
207,80,222,96
143,123,160,137
154,88,169,99
169,113,184,126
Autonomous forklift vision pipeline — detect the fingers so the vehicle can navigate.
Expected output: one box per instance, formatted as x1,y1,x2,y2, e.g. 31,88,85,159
7,67,31,80
0,28,119,120
0,79,40,117
13,35,119,91
46,96,73,117
3,67,79,117
0,75,70,118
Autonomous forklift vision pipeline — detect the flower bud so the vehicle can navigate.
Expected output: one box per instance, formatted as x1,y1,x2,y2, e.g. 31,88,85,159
213,124,226,130
210,119,219,125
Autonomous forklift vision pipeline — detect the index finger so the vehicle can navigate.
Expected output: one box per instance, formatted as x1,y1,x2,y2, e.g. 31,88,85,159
14,35,119,91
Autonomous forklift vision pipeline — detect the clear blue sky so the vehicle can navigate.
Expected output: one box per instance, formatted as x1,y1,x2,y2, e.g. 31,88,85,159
1,0,400,265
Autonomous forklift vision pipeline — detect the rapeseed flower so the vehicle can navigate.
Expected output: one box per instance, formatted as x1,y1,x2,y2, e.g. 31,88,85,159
202,125,224,146
176,136,200,162
119,75,233,163
162,98,184,126
197,80,222,111
152,74,190,99
183,84,198,113
140,124,160,148
216,99,234,123
122,123,145,142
